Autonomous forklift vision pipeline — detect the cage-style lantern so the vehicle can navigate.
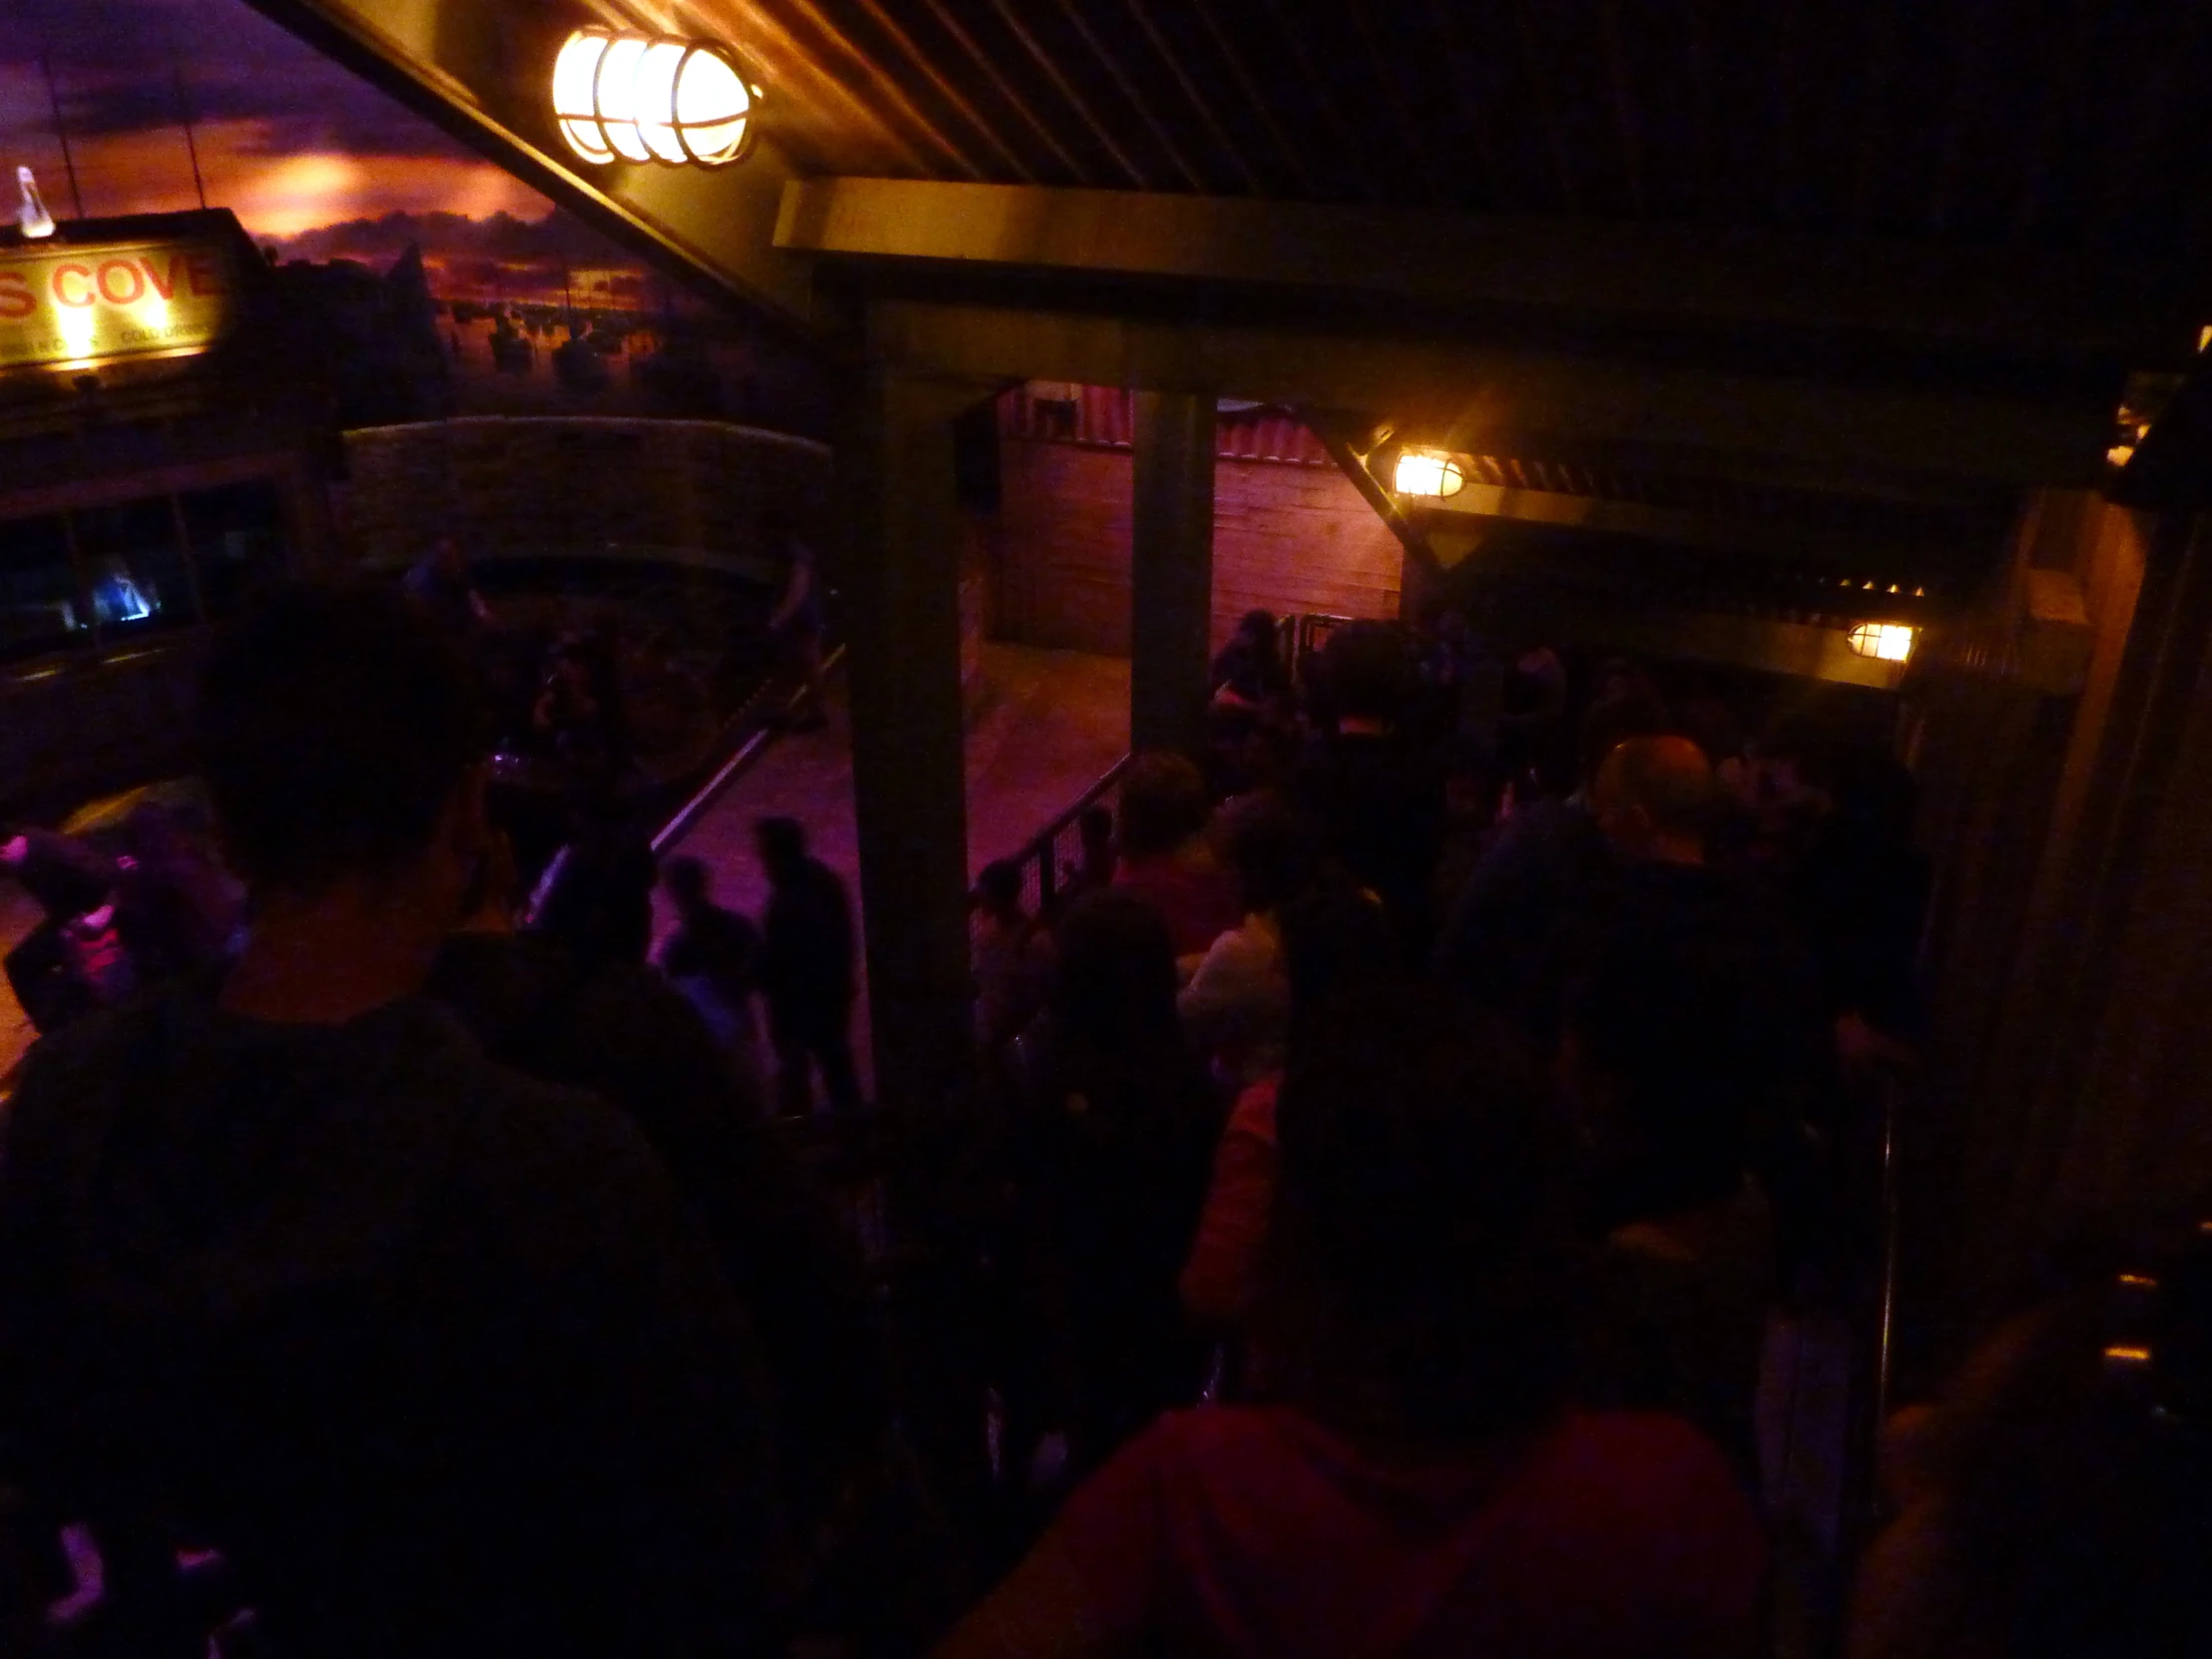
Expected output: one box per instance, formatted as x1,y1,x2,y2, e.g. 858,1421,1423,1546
1847,622,1917,663
553,29,759,168
1393,449,1467,498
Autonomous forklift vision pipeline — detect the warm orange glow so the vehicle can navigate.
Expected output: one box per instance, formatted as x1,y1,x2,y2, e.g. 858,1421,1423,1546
1847,622,1917,663
2105,1346,2154,1365
2108,442,2136,469
2118,1273,2158,1288
1393,450,1465,498
553,30,757,169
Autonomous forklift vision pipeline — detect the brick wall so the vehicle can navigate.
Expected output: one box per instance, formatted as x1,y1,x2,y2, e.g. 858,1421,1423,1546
341,416,833,569
993,437,1403,656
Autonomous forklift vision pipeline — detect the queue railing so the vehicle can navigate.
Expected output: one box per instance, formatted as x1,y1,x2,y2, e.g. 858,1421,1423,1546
976,754,1133,926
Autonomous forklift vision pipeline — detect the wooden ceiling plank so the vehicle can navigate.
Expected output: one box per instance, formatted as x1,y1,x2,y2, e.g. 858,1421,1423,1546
1041,0,1208,193
1251,0,1380,202
839,0,1043,181
1598,0,1650,218
908,0,1098,182
768,0,992,178
1682,0,1725,222
1423,0,1518,213
1119,0,1265,195
1185,0,1323,199
1339,0,1447,208
1505,0,1579,211
976,0,1154,189
710,0,945,175
1850,0,1898,233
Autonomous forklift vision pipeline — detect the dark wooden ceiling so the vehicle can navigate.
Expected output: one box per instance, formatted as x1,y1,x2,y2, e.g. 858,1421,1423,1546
671,0,2212,256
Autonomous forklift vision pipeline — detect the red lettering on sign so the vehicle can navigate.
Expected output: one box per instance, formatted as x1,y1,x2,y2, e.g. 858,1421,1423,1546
139,255,184,300
96,261,145,305
51,265,93,307
185,255,218,297
0,273,33,320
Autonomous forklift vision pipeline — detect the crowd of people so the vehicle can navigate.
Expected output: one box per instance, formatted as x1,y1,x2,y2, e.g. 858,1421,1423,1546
0,582,2205,1658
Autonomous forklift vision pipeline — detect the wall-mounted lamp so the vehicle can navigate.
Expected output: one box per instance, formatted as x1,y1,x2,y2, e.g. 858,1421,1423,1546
16,168,53,239
1392,449,1466,498
552,29,759,168
1847,622,1917,663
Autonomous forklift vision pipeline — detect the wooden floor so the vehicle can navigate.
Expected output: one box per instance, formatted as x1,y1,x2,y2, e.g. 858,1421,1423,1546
649,641,1131,1099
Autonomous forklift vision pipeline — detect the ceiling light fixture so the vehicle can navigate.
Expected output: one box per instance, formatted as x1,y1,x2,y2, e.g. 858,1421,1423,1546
1392,449,1466,498
553,29,760,168
1847,622,1917,663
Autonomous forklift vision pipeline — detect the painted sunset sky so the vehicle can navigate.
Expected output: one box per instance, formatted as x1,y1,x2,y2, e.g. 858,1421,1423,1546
0,0,641,303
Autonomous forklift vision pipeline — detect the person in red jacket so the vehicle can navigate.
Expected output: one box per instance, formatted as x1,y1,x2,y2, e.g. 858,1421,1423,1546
943,984,1765,1658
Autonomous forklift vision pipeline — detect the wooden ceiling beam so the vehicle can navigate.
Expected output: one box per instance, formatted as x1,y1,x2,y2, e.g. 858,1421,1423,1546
1404,472,1979,569
782,176,2197,367
864,297,2115,487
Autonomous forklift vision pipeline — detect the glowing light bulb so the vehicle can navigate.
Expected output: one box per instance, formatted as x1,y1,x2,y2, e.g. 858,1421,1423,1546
1847,622,1917,663
552,30,757,168
1393,450,1465,498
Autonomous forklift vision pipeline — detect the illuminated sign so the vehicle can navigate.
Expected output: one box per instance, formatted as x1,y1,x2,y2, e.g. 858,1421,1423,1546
0,235,235,373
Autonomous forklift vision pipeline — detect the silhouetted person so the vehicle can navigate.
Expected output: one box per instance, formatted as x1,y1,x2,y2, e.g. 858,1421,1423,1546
428,844,886,1598
1,826,126,1037
1295,622,1444,963
1434,692,1665,1051
400,526,488,643
1574,736,1830,1280
1112,751,1240,961
661,852,765,1069
972,858,1046,1052
0,585,776,1659
1851,1222,2212,1659
757,816,863,1115
112,801,242,990
946,985,1764,1657
1003,890,1222,1482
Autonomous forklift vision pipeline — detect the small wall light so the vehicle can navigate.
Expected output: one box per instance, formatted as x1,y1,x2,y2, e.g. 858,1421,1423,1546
1393,449,1466,498
553,29,759,168
1847,622,1917,663
16,167,53,239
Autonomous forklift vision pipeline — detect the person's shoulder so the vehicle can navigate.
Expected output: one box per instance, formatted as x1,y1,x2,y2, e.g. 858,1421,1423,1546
4,995,167,1147
1538,1408,1750,1514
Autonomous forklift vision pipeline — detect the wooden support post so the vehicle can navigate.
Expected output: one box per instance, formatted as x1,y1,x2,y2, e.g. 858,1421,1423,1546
839,366,977,1109
1130,389,1216,757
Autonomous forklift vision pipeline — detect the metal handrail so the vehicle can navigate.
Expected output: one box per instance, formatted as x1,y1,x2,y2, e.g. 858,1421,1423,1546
651,643,847,855
981,753,1133,922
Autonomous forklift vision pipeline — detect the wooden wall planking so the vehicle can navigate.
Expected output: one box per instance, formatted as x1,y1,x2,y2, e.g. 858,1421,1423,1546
993,438,1402,656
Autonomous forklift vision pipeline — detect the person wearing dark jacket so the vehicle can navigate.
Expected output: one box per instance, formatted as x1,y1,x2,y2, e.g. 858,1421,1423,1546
1294,623,1444,965
426,912,887,1573
0,586,777,1659
757,817,864,1116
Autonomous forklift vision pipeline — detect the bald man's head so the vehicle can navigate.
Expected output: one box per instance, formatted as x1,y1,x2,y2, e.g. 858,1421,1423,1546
1594,735,1717,863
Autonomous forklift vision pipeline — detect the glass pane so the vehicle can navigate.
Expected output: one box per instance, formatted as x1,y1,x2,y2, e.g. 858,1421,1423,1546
72,495,195,639
0,514,85,662
180,481,285,618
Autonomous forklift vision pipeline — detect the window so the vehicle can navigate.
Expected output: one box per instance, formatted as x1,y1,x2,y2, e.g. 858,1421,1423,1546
0,514,81,662
74,495,195,639
0,475,291,666
179,481,285,618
